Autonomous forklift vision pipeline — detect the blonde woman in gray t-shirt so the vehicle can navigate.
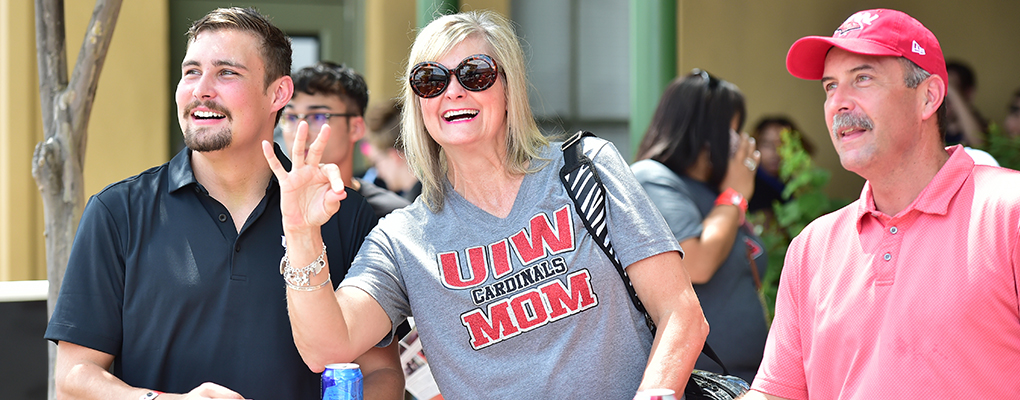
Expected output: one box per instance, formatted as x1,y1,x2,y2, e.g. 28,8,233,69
263,11,708,399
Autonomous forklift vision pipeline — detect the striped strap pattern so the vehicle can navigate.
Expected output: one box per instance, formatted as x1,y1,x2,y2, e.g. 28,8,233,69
560,130,740,383
559,131,655,333
563,162,620,266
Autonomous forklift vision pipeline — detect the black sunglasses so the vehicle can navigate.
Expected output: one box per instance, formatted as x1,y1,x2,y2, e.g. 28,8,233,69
409,54,499,98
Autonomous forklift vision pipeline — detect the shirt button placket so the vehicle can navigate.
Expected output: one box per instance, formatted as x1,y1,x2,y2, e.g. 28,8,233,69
874,222,901,286
884,227,899,262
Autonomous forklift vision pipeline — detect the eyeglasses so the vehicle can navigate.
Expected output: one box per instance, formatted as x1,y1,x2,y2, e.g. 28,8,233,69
409,54,499,98
280,112,357,131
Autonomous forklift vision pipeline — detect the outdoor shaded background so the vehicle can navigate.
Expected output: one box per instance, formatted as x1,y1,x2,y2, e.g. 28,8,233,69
2,1,1019,399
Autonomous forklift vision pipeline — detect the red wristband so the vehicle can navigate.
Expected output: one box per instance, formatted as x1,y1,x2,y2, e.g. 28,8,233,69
715,188,748,223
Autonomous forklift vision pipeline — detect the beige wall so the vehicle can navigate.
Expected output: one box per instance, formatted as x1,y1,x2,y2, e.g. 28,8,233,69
363,0,509,112
0,0,43,281
678,1,1020,200
461,0,509,16
365,0,417,109
0,1,168,281
67,1,170,198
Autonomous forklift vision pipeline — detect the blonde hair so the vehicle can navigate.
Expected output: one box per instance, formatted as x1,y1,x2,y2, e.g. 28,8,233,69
400,10,548,212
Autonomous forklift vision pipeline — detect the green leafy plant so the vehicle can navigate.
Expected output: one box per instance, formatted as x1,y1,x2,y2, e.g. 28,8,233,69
748,129,850,322
984,123,1020,170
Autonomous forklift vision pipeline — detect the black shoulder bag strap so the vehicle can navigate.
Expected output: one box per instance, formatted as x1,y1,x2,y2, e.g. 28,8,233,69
558,130,730,375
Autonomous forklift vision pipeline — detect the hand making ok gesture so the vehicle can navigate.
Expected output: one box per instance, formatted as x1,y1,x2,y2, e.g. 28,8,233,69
262,121,347,233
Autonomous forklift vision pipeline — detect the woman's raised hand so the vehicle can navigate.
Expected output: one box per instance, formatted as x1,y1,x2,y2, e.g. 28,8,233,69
262,121,347,232
720,132,760,200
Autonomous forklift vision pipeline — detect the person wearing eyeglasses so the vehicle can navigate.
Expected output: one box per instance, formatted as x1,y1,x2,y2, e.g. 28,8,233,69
631,71,767,383
261,10,708,399
282,62,411,219
44,8,403,400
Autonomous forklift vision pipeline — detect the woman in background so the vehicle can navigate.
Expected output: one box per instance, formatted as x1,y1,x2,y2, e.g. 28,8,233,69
747,116,815,213
631,70,767,382
1005,88,1020,138
363,99,422,201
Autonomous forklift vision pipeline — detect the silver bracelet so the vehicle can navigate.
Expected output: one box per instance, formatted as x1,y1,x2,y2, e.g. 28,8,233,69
286,273,332,291
281,243,327,287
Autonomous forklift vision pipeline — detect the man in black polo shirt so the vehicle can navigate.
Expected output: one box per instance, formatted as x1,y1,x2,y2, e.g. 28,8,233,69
44,7,403,400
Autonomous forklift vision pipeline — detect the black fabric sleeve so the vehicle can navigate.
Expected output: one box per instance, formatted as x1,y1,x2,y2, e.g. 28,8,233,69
326,188,379,285
43,195,126,356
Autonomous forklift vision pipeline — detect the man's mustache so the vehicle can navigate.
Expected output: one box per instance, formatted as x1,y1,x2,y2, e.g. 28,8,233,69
831,112,874,136
183,100,231,119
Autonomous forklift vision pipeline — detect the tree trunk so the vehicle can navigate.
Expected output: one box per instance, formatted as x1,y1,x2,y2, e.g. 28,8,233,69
32,0,122,398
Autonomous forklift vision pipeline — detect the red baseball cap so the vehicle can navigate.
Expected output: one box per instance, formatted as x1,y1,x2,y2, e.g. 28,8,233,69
786,9,947,85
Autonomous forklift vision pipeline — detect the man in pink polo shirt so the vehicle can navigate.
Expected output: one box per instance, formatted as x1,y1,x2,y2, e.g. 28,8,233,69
742,9,1020,400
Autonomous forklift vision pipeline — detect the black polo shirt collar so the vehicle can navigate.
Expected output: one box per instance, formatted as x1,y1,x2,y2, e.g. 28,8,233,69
167,142,292,194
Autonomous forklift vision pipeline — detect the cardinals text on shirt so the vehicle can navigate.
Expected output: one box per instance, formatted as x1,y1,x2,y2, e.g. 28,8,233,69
439,205,600,350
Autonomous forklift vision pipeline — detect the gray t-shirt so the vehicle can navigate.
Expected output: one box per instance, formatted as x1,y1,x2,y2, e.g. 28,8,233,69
341,138,682,399
631,159,768,382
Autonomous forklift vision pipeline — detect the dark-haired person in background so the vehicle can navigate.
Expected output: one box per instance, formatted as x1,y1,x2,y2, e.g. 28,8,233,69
282,62,410,218
943,60,999,165
944,60,987,147
747,116,815,214
631,70,767,382
44,8,402,400
1005,88,1020,138
362,99,421,202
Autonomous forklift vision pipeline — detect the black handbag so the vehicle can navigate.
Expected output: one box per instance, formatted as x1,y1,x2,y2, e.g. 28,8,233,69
559,131,750,400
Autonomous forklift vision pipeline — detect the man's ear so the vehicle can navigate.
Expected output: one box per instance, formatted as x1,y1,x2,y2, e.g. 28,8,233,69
270,75,295,113
348,116,366,143
921,74,945,121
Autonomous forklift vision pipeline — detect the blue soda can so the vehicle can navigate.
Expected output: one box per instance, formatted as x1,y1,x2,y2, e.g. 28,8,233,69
321,363,363,400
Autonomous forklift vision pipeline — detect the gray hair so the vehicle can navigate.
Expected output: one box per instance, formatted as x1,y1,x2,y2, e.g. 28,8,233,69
900,58,930,88
900,57,947,138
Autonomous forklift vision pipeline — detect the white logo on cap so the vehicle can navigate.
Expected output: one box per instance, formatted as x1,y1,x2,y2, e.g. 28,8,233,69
911,40,926,55
835,11,879,36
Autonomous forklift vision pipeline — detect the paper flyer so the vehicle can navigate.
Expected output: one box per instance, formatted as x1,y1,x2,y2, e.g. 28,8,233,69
399,326,443,400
